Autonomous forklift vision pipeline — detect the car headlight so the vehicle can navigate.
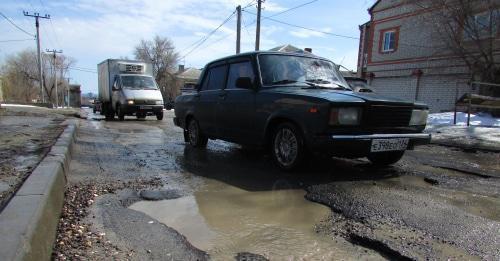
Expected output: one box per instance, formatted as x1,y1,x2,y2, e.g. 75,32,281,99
127,100,134,105
409,109,428,126
330,107,361,125
155,100,163,105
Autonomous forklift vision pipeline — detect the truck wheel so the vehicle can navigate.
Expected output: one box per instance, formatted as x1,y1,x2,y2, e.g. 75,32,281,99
156,111,163,120
187,118,208,148
116,105,125,121
271,122,305,170
105,110,114,121
367,151,405,166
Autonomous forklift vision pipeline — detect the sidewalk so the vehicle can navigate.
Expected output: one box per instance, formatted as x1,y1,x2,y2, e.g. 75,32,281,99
0,106,78,210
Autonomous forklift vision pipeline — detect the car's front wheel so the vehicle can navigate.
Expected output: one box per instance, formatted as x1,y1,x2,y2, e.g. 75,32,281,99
367,151,405,166
187,118,208,148
271,122,305,170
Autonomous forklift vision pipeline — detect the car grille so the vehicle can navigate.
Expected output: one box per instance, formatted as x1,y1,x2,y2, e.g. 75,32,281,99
134,100,158,105
364,105,412,127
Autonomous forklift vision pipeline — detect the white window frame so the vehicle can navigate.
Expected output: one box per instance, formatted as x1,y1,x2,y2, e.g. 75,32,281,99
382,30,396,52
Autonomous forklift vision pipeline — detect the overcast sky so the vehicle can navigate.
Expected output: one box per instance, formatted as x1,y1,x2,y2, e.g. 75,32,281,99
1,0,375,94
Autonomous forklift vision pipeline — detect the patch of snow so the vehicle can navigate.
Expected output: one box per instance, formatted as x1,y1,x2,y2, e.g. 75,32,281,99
425,112,500,150
427,112,500,127
1,104,38,108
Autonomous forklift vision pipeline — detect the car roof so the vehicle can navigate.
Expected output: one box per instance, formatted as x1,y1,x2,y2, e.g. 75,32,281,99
205,51,330,67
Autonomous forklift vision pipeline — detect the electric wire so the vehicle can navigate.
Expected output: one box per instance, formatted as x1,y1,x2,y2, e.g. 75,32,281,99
0,12,35,37
38,0,62,49
180,10,236,59
0,38,36,43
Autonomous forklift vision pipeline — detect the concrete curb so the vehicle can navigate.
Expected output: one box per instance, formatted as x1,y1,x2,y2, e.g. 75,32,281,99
0,120,78,261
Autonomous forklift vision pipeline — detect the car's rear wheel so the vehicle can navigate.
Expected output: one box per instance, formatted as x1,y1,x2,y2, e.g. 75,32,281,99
116,105,125,121
271,122,304,170
187,118,208,148
367,151,405,166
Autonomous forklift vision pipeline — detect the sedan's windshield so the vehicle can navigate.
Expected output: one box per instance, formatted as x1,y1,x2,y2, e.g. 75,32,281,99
258,54,351,90
121,75,158,89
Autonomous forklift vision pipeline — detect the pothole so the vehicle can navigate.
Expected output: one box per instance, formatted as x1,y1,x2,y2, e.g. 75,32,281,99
129,179,376,260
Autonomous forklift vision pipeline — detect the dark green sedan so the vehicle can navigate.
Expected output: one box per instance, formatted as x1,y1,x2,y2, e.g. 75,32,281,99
174,51,430,170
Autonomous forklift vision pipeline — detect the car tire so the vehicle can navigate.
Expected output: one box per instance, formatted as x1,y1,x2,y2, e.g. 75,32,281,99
187,118,208,148
156,111,163,120
367,151,405,166
104,108,114,121
117,105,125,121
271,122,305,170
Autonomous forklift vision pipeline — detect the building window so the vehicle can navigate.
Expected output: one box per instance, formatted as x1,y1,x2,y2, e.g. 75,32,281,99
382,31,396,52
464,10,500,39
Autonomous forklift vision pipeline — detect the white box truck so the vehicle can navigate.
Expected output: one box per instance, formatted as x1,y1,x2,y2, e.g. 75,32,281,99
98,59,164,120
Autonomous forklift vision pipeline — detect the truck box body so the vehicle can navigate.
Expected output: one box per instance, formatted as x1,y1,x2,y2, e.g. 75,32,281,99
97,59,153,102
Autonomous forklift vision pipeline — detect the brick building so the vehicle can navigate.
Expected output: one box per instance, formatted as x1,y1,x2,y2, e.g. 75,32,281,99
357,0,500,112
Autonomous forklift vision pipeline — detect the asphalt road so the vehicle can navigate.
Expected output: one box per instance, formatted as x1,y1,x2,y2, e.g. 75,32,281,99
54,108,500,260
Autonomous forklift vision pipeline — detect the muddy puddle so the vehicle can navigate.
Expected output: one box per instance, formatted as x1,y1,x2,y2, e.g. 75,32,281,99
130,179,371,260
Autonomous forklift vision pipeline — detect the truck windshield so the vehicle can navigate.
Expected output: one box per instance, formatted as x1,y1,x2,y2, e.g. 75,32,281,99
258,54,351,90
121,75,157,89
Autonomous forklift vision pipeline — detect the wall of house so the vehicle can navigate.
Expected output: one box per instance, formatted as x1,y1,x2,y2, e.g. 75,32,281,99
370,73,471,112
361,0,500,112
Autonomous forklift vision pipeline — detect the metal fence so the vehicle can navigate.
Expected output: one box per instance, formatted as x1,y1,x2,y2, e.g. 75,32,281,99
454,81,500,126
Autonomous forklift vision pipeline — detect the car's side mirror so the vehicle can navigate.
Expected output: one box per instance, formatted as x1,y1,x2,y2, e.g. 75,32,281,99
235,77,253,89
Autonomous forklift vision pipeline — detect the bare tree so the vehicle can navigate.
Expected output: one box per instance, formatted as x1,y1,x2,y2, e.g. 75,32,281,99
133,35,180,101
0,48,75,105
42,53,76,105
409,0,500,95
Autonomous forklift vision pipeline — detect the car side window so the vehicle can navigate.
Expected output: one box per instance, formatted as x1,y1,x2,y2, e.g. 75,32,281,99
200,65,227,91
226,61,255,89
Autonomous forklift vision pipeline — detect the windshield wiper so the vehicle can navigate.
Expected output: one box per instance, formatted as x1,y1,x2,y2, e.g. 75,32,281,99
271,79,299,85
306,78,331,84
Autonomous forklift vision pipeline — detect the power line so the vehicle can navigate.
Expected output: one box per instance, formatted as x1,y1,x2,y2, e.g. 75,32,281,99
37,0,62,49
180,10,236,59
267,0,319,18
0,12,35,37
0,38,35,43
243,9,359,40
68,66,97,73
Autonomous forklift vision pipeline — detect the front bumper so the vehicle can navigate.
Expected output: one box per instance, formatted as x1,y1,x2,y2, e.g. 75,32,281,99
310,133,431,158
122,105,163,114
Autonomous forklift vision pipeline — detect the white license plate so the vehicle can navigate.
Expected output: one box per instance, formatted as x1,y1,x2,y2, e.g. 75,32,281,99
371,138,409,152
140,106,152,110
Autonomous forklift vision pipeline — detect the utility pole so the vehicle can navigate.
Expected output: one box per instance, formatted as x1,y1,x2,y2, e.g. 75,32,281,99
66,77,72,107
236,5,241,54
46,49,63,108
255,0,262,51
23,11,50,103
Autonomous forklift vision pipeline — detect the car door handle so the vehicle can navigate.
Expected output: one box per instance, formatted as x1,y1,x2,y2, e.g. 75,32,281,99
219,93,226,100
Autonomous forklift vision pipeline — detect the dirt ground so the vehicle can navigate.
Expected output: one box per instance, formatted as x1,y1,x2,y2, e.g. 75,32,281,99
0,106,79,210
53,108,499,260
